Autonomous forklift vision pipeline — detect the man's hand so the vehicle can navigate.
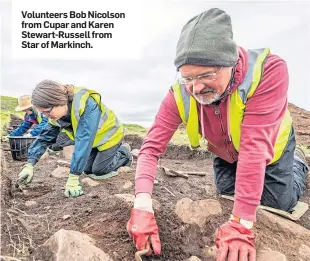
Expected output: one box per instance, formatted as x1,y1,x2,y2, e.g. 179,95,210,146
17,163,34,185
127,195,161,255
216,219,256,261
64,174,83,197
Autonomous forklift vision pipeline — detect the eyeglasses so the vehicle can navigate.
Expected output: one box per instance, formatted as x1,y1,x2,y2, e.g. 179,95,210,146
41,106,54,116
178,67,223,85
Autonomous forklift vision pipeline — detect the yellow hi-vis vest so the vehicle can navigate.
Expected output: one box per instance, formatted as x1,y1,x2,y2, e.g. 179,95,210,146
35,111,42,123
49,87,124,151
172,48,292,165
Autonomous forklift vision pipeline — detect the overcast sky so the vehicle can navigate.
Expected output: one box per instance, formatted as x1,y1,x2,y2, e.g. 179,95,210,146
1,1,309,127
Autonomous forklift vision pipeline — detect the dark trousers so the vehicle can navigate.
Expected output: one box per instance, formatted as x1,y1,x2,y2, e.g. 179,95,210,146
49,131,75,151
213,127,309,212
83,143,130,176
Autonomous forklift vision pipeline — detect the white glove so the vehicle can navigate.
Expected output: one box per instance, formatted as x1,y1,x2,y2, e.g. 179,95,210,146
23,133,32,137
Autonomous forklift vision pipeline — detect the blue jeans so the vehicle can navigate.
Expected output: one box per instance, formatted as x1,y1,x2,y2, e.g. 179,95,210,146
213,127,309,212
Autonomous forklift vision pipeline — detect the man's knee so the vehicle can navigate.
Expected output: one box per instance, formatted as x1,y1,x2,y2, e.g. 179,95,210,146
261,192,297,212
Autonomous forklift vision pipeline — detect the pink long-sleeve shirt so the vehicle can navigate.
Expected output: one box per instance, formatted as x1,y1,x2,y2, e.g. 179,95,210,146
135,46,289,222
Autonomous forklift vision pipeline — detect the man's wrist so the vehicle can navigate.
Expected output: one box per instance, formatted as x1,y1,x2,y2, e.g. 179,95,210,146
230,214,254,229
134,196,154,213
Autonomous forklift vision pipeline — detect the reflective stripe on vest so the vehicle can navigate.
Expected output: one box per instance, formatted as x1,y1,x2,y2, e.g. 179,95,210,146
172,48,292,164
48,120,75,140
49,87,124,151
173,85,201,149
35,111,42,123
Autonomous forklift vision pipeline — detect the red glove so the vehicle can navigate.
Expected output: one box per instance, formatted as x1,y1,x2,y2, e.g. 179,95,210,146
127,208,161,255
216,220,256,261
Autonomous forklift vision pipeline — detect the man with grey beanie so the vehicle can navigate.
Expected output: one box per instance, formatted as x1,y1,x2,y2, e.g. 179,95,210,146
127,8,309,261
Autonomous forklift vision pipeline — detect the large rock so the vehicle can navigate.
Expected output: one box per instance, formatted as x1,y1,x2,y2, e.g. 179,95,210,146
174,198,222,228
51,167,69,178
114,194,161,211
257,209,310,240
62,145,74,160
256,250,286,261
43,229,114,261
299,244,310,261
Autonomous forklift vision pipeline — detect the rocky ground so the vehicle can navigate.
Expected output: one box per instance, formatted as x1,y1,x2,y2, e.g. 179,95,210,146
1,104,310,261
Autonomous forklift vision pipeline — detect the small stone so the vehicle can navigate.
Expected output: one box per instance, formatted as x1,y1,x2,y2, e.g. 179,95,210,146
87,193,99,199
205,183,216,196
44,206,51,210
51,166,69,178
131,149,140,158
186,256,201,261
25,200,37,207
57,160,70,168
203,245,217,258
63,215,71,220
81,177,99,187
62,145,74,160
118,166,132,173
154,180,159,185
122,181,133,190
257,250,286,261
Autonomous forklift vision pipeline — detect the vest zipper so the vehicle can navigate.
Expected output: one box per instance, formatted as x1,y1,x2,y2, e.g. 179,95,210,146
214,104,236,161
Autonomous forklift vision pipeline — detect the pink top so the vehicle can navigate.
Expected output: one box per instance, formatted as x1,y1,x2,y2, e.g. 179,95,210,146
135,46,289,222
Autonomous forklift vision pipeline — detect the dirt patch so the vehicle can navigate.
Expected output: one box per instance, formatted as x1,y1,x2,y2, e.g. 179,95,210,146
124,134,211,160
1,104,310,261
1,144,309,261
289,103,310,146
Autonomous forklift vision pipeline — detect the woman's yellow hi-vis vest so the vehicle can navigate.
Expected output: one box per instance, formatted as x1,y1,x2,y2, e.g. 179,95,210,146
172,48,292,165
49,87,124,151
35,111,42,123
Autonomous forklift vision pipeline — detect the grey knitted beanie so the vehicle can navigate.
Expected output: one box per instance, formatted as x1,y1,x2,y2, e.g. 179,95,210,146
174,8,238,70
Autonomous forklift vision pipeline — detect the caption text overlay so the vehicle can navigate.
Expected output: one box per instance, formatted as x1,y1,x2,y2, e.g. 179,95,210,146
12,0,141,59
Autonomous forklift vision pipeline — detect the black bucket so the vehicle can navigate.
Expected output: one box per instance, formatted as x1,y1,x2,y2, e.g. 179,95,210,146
8,136,36,161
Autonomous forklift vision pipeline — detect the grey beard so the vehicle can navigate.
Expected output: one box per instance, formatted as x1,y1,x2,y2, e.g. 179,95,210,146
193,92,221,105
193,87,221,105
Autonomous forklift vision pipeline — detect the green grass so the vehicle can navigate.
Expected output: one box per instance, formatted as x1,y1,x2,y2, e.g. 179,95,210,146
0,111,11,135
124,124,148,136
0,96,24,137
1,96,18,111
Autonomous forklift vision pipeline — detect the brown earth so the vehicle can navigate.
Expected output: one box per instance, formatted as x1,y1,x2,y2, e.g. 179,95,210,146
1,105,310,261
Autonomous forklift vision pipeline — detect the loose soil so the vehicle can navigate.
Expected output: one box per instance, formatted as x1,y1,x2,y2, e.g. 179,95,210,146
1,104,309,261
